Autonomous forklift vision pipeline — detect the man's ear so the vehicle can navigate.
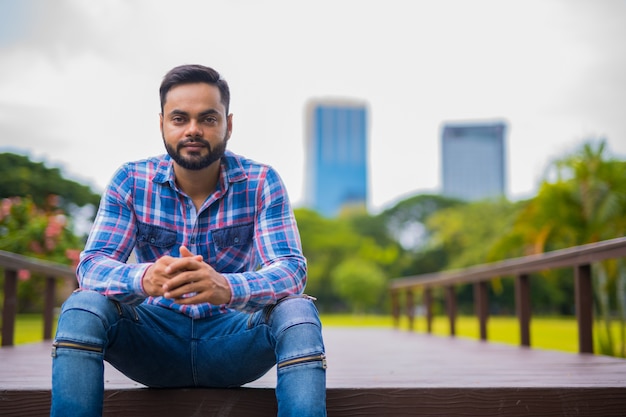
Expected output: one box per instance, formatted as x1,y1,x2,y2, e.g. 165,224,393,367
159,113,164,134
226,113,233,141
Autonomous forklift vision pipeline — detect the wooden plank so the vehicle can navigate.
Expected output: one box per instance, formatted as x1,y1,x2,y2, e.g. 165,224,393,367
43,276,56,341
1,269,17,347
3,328,626,390
2,388,626,417
515,273,531,347
445,286,456,336
390,236,626,289
405,289,415,331
2,327,626,416
575,264,594,353
0,250,75,280
474,281,488,340
424,288,433,333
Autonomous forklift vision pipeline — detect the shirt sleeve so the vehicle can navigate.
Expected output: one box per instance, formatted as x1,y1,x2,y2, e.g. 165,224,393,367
225,167,307,312
76,165,150,305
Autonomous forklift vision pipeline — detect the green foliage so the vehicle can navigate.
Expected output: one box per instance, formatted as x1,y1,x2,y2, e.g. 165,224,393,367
331,258,387,313
489,139,626,356
0,151,99,257
426,198,523,268
0,152,98,313
0,153,101,210
0,196,82,312
295,208,401,312
380,194,464,252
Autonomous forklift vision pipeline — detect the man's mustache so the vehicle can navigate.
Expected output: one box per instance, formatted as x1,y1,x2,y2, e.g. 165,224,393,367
178,137,211,150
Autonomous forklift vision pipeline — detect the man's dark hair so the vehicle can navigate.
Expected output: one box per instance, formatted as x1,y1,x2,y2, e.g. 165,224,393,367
159,64,230,115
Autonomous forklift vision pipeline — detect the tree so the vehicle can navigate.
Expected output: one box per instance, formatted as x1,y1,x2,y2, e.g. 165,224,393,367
0,153,101,312
0,153,101,211
294,208,400,312
0,196,82,312
492,139,626,355
331,258,387,313
426,198,523,269
378,194,464,251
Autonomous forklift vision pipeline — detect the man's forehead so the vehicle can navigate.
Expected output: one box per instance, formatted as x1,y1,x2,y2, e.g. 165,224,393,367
164,83,224,109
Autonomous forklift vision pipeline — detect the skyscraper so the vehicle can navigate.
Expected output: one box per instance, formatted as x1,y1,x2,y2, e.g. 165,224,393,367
304,99,368,217
441,121,507,201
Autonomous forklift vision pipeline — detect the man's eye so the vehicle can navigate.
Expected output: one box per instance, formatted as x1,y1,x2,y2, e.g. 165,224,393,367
172,117,185,123
204,117,217,124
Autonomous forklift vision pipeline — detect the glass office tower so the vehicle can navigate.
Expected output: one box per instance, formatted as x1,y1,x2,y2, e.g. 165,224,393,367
441,121,507,201
305,100,368,217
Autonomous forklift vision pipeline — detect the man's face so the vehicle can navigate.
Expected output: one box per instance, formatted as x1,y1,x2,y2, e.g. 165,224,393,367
160,82,232,170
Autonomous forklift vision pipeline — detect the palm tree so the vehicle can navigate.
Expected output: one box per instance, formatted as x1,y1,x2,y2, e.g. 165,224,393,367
501,139,626,356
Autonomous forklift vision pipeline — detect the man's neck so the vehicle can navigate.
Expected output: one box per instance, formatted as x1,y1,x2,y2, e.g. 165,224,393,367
173,162,221,211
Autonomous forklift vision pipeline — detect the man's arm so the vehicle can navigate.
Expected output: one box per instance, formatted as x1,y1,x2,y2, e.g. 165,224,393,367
223,167,307,312
77,165,151,304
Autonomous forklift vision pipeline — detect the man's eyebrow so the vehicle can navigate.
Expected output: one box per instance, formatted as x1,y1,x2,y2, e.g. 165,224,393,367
167,109,222,118
198,109,221,117
168,109,189,116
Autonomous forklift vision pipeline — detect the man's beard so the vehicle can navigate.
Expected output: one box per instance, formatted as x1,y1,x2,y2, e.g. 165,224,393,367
164,135,227,170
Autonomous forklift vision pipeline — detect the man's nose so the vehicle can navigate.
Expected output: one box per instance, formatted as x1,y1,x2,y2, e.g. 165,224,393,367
186,119,203,136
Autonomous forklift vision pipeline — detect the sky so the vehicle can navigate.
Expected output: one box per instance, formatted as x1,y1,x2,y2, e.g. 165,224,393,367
0,0,625,213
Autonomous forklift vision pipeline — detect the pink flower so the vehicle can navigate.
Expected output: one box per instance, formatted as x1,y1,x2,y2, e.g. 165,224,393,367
18,269,31,281
0,198,12,220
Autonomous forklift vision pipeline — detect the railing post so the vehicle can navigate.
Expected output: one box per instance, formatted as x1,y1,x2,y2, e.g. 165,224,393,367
2,269,18,347
406,289,415,331
474,281,488,341
424,287,433,333
515,274,531,347
575,264,593,354
445,286,456,337
43,275,56,340
391,290,400,328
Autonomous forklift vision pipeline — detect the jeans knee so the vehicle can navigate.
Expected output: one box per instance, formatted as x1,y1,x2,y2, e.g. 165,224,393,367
55,290,117,344
266,296,325,360
267,295,322,337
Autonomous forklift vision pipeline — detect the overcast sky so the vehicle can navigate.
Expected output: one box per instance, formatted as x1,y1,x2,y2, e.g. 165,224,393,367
1,0,625,212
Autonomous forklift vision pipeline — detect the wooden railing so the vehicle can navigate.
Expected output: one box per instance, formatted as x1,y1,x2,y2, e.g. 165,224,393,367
390,236,626,354
0,250,76,347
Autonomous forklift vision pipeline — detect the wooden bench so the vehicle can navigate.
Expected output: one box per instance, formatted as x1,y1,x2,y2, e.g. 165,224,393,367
2,327,626,416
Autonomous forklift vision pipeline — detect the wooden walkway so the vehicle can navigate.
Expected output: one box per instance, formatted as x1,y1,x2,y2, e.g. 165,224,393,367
1,327,626,416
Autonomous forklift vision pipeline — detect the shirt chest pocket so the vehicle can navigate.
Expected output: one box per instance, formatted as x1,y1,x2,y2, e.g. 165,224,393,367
211,222,254,249
137,222,177,248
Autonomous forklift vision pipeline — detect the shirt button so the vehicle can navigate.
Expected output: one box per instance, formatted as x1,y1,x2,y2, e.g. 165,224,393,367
150,237,156,244
233,237,240,243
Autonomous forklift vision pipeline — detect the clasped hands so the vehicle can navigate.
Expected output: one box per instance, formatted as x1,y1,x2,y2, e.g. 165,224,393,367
142,246,231,305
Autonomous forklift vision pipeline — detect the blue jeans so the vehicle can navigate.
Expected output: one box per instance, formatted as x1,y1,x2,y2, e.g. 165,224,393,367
51,290,326,417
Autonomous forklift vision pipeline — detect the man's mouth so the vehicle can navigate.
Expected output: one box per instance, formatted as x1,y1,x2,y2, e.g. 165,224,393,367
179,139,209,152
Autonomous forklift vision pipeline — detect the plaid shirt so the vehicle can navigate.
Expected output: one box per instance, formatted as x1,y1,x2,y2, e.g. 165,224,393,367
77,150,307,318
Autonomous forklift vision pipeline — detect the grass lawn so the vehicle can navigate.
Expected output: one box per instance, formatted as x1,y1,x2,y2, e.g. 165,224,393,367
6,313,623,356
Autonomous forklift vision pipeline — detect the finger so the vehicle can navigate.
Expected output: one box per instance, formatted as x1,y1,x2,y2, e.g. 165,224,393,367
162,269,199,292
179,246,194,257
164,278,198,300
165,257,203,275
179,246,203,262
172,294,204,305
